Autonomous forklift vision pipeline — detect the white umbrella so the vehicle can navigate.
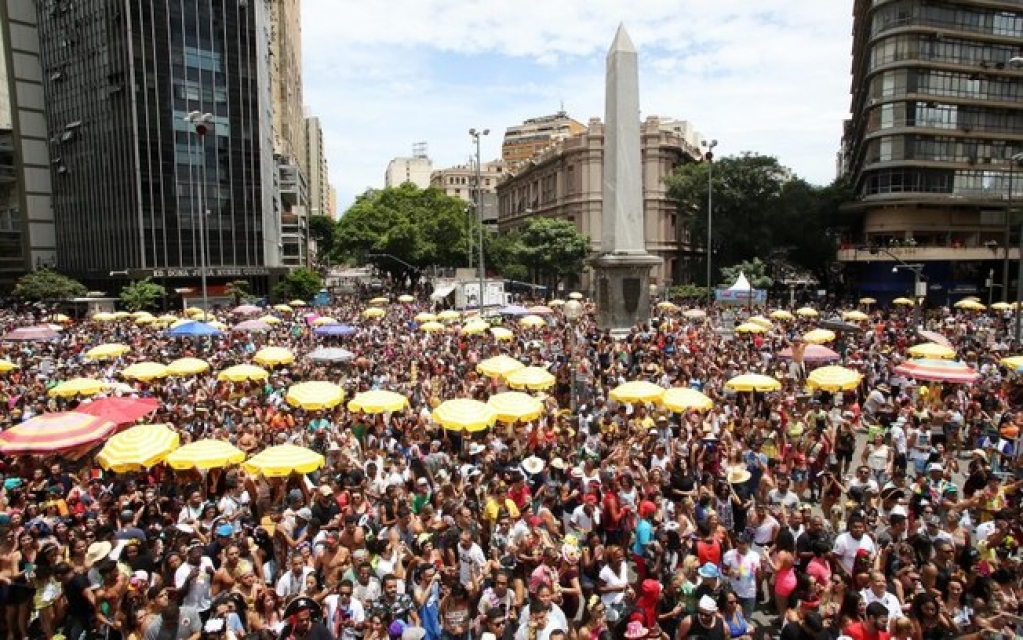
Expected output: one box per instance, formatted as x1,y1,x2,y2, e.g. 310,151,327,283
307,347,356,363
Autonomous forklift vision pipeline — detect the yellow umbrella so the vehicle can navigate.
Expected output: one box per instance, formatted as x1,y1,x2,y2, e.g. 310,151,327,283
398,294,415,303
955,299,986,311
184,307,206,318
478,355,525,378
438,310,461,322
134,316,155,326
1000,355,1023,369
461,321,490,335
807,365,863,392
348,390,409,414
992,302,1012,311
121,362,169,381
362,308,385,319
908,342,956,359
487,391,544,423
735,322,768,334
130,311,152,319
415,312,437,323
893,297,915,306
166,357,210,376
490,327,514,341
420,321,445,332
166,439,245,470
683,309,707,319
859,297,877,305
368,297,389,305
724,373,781,392
157,314,178,323
610,381,665,404
0,359,19,373
312,317,338,326
795,307,818,318
432,398,498,432
506,366,556,390
85,343,131,360
656,301,679,312
842,310,870,322
519,315,547,328
92,312,117,322
50,313,71,323
217,364,269,382
112,311,130,319
273,304,293,313
253,347,295,367
243,444,325,477
289,299,307,307
963,296,981,302
748,315,773,329
257,315,281,325
770,310,794,321
286,381,344,410
97,424,180,472
662,387,714,413
802,328,837,344
49,378,107,398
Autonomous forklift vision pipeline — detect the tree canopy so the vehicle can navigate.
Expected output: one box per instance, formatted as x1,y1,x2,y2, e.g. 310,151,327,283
274,268,322,302
119,278,166,311
516,217,590,290
666,153,854,286
308,215,338,265
13,269,87,301
719,258,773,289
335,184,473,283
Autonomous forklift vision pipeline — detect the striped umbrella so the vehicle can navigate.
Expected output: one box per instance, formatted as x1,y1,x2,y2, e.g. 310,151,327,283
286,381,344,410
242,444,325,477
96,423,180,472
0,412,116,455
347,390,409,414
165,439,245,470
907,343,955,360
49,378,107,398
893,358,980,384
2,325,60,341
166,358,210,376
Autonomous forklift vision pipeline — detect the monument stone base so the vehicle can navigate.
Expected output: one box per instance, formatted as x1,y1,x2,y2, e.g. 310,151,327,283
591,252,662,334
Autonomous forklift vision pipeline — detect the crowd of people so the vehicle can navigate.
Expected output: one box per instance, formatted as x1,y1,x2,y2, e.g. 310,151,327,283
0,291,1021,640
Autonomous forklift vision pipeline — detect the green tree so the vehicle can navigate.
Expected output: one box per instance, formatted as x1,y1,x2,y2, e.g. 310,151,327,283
13,269,87,301
486,231,530,282
335,184,473,283
667,154,853,285
274,268,322,302
666,284,710,300
308,215,338,265
517,217,590,290
118,278,166,311
225,280,251,306
719,258,773,289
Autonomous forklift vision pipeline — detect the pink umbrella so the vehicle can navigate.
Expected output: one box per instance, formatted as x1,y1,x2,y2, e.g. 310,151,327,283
75,396,160,424
2,325,60,341
893,358,979,384
0,412,116,455
777,344,840,362
917,329,952,347
233,319,271,332
231,304,262,316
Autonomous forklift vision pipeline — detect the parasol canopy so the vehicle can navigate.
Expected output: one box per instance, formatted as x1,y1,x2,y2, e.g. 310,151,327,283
859,297,877,305
233,319,271,333
120,362,169,381
0,359,18,373
777,344,840,362
893,358,980,384
725,373,781,392
954,299,986,311
166,358,210,376
307,347,355,363
49,378,107,398
770,310,794,321
432,398,498,432
437,310,461,322
907,342,956,359
243,444,325,477
312,317,338,326
795,307,819,318
487,391,544,423
748,315,773,329
96,423,180,472
314,324,357,337
75,396,160,424
0,412,116,455
415,312,438,323
166,321,223,337
477,355,525,379
165,439,245,470
217,364,269,382
347,390,409,414
527,305,554,315
252,347,295,367
806,366,863,392
992,302,1012,311
1000,355,1023,370
917,330,952,347
2,326,60,342
656,301,679,312
419,321,445,333
289,299,307,307
256,315,281,325
662,387,714,413
286,381,344,410
568,292,584,300
231,304,262,316
460,321,491,335
519,315,547,328
362,308,385,319
398,294,415,303
842,310,869,322
273,304,293,313
892,297,915,306
735,322,768,334
368,297,389,305
802,329,837,344
84,343,131,360
490,327,514,341
505,366,556,391
609,380,665,404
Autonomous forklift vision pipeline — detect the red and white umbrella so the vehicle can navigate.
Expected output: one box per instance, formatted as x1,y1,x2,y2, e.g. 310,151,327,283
917,330,952,347
1,325,60,342
893,358,979,384
0,412,116,455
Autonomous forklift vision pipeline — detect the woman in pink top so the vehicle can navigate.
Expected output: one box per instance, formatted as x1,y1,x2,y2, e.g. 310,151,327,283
805,539,833,586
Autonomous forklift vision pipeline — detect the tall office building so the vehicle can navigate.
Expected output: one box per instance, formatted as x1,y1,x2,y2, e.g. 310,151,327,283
502,111,586,166
0,0,55,289
838,0,1023,298
385,143,432,189
33,0,281,288
304,113,330,217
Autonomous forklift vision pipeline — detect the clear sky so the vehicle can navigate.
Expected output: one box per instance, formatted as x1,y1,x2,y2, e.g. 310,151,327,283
301,1,854,214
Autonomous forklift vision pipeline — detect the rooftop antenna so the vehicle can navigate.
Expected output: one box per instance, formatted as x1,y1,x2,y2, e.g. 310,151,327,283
412,141,428,158
559,99,565,116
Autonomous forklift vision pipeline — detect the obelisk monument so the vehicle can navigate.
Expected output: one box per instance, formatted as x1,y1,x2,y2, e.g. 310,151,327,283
592,24,661,332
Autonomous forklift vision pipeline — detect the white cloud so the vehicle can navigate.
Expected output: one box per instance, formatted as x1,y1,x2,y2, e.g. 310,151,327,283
301,0,854,212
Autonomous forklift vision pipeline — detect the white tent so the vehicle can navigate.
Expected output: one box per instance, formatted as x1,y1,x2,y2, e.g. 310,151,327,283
727,272,753,293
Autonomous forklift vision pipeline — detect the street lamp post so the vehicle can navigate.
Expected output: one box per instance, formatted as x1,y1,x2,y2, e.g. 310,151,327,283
702,139,718,306
185,111,214,321
563,299,583,411
469,128,489,312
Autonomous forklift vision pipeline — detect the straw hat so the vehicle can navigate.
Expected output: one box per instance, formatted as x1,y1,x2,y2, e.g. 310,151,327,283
521,456,545,476
85,541,113,568
726,466,752,485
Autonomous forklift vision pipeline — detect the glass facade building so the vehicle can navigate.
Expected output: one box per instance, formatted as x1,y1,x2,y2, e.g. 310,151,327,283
839,0,1023,298
35,0,280,283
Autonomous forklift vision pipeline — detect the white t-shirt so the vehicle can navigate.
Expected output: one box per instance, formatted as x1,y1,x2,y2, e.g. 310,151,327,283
598,563,629,609
832,532,877,574
174,557,215,612
721,548,761,599
456,542,486,586
323,594,366,640
889,423,907,455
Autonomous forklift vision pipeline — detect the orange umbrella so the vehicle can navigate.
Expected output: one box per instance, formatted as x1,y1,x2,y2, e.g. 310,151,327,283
0,412,117,455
